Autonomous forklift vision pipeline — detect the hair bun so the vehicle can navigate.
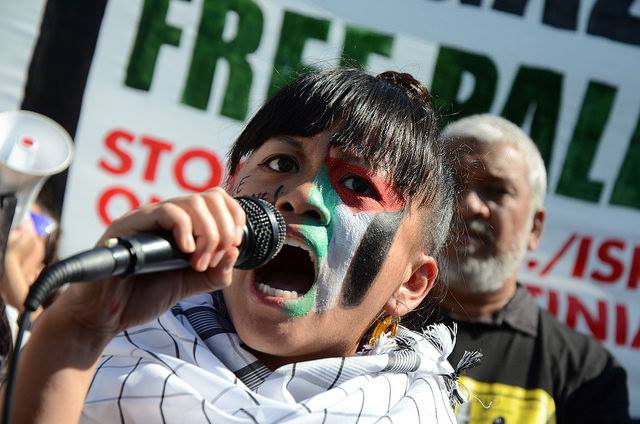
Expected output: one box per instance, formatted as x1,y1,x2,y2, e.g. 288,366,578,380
376,71,431,105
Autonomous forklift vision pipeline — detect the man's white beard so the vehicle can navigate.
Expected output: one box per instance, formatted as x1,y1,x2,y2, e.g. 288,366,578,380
440,224,530,294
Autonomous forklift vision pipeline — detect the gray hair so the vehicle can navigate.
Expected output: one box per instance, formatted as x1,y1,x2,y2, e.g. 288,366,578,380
441,114,547,211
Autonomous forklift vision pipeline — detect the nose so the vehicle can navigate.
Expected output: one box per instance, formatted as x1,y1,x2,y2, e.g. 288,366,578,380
275,183,331,226
459,187,490,220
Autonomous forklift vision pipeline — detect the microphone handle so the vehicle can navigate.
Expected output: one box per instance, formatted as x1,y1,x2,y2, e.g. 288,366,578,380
111,233,189,276
22,231,247,312
112,231,249,277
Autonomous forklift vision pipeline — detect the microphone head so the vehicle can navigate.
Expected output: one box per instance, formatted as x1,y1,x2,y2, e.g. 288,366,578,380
235,197,286,269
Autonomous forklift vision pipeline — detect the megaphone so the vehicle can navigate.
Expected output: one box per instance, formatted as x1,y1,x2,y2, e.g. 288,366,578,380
0,110,74,230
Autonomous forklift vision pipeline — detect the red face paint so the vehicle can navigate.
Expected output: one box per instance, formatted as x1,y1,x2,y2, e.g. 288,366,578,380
325,158,404,213
226,161,246,192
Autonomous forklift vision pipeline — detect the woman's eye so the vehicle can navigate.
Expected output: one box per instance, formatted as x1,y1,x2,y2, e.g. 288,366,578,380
340,175,377,197
263,155,299,173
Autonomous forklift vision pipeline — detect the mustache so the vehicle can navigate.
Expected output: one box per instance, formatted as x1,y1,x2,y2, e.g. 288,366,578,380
453,219,496,245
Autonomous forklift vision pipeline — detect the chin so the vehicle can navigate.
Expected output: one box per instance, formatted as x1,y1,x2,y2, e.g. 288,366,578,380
235,316,313,358
443,251,523,294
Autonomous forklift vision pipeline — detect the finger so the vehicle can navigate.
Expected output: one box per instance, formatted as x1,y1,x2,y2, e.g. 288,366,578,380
202,247,239,290
103,203,158,239
102,203,162,240
202,189,237,255
153,203,196,253
103,202,196,254
223,194,247,246
181,195,220,271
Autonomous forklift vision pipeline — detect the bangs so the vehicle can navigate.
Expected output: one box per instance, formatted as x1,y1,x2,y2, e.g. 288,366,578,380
228,69,441,205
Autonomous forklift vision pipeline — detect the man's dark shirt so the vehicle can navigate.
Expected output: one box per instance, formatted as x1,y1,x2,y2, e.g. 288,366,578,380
431,285,630,423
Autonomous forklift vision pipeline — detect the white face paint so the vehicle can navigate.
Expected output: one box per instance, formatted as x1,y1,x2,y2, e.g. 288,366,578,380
314,204,376,310
279,159,405,317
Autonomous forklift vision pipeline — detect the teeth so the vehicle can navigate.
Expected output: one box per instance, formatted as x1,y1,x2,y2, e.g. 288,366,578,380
257,282,299,299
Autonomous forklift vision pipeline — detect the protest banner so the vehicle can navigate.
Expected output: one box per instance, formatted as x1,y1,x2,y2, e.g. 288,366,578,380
1,0,639,417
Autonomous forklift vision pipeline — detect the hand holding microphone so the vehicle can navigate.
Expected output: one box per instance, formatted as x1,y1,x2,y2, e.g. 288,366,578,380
26,189,285,337
63,195,285,281
4,190,286,424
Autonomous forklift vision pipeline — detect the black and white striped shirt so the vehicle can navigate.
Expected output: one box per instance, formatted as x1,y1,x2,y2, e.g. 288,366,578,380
82,292,459,423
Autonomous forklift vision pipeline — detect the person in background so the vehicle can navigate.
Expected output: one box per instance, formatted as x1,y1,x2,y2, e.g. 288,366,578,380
430,114,630,423
0,202,59,366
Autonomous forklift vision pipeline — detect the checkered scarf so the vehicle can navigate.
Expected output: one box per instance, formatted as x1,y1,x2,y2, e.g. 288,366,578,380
82,292,471,423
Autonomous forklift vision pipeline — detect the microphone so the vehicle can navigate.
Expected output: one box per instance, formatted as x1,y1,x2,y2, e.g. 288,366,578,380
106,196,285,274
23,196,285,311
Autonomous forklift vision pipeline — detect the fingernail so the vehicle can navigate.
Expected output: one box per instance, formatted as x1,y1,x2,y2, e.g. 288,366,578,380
209,251,225,268
197,253,211,271
185,235,196,252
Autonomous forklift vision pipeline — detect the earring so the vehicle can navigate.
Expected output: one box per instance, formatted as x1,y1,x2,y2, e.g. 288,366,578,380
368,314,400,346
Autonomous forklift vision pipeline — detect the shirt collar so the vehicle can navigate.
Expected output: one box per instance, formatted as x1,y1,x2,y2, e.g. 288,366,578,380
489,284,539,337
442,284,539,337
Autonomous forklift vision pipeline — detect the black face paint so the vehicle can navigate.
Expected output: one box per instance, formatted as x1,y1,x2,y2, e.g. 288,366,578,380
247,192,269,200
232,175,251,196
341,211,404,307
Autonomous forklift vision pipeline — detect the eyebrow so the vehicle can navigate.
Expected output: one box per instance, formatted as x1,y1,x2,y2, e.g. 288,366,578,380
273,135,304,149
331,147,380,172
272,136,385,175
484,175,509,184
483,167,517,182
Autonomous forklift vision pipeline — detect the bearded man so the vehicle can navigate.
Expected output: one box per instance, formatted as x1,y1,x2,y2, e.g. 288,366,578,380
435,114,630,423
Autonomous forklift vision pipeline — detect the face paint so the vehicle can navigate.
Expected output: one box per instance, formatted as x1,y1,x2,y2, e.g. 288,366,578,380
282,286,317,317
227,161,246,194
282,159,405,316
281,166,337,316
231,175,249,195
325,158,404,212
341,211,403,306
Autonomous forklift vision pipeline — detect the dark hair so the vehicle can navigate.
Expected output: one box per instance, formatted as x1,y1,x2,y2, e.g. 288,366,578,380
228,68,453,255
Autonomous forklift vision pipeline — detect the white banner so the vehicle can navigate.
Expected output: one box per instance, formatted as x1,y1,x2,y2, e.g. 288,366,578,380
0,0,46,111
21,0,638,416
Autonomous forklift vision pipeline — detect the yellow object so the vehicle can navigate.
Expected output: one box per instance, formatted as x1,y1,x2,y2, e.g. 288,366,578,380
368,315,400,346
455,376,556,424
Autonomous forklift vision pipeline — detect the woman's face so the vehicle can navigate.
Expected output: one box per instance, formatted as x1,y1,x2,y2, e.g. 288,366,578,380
223,132,437,365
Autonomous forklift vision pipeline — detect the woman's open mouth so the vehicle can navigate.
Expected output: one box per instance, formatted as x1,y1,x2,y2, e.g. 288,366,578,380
253,240,316,301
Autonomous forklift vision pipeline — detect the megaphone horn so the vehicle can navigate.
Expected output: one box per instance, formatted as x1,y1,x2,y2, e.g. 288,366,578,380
0,110,74,230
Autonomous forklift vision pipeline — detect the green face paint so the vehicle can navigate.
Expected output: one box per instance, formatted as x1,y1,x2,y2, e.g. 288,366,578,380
283,165,341,317
301,165,339,259
283,286,317,317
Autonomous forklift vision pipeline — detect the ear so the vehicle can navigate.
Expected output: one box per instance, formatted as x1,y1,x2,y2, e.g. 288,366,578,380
383,253,438,317
527,209,545,251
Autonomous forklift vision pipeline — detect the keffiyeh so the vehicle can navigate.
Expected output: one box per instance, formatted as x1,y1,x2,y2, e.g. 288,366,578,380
82,292,468,423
